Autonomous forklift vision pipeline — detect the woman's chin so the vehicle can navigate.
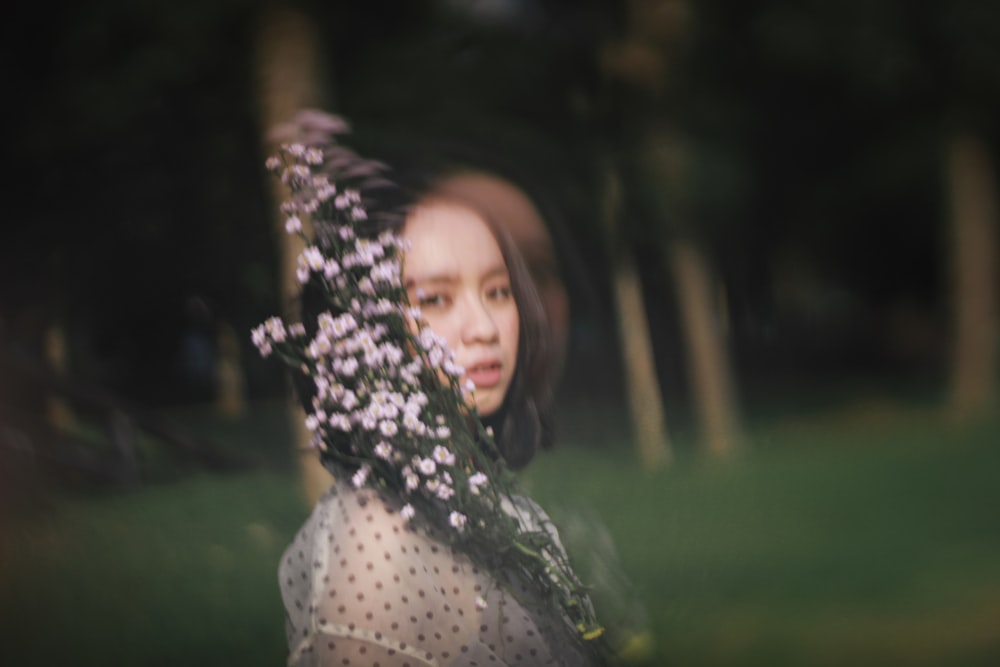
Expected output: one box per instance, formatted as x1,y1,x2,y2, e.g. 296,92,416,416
469,390,503,418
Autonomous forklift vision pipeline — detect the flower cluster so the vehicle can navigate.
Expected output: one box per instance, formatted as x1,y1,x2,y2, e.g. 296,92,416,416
252,116,606,655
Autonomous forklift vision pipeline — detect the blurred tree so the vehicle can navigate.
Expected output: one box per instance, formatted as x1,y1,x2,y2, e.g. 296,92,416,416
253,1,333,505
603,163,673,468
731,0,1000,415
601,0,742,459
4,0,276,404
946,131,998,420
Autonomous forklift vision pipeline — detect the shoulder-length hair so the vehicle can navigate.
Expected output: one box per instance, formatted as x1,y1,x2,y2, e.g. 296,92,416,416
477,213,556,469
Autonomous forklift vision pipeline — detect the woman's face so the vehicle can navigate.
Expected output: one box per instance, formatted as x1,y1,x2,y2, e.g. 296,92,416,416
402,200,519,417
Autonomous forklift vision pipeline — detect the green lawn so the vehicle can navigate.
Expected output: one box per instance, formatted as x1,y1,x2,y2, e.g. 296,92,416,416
2,402,999,666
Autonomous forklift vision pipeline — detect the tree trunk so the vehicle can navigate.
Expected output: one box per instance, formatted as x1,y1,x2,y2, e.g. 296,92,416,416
253,4,332,505
640,121,743,458
947,130,999,420
214,321,248,418
44,322,76,434
604,167,672,469
669,240,741,457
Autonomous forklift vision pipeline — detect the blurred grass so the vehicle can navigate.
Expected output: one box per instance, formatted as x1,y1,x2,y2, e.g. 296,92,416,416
2,400,999,666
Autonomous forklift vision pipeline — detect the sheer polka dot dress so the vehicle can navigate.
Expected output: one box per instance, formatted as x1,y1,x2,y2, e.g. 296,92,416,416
280,481,592,666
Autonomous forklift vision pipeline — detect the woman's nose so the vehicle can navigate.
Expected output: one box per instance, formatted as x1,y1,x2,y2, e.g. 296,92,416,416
460,295,499,344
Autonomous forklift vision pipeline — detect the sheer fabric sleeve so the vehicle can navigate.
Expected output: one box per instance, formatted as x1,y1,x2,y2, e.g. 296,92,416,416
279,482,586,667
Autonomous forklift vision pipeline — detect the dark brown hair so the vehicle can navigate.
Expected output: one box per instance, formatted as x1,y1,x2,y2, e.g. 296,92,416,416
471,210,555,469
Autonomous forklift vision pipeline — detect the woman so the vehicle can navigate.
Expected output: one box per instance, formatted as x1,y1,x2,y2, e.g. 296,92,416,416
255,112,606,666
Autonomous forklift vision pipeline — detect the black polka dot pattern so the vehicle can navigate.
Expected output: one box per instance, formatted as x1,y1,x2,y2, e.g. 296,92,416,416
279,481,583,666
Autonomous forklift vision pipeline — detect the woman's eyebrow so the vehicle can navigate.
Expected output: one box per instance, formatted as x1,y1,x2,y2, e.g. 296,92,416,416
482,265,510,280
404,273,458,288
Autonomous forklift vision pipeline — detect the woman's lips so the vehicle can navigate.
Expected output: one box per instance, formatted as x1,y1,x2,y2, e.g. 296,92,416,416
465,362,502,389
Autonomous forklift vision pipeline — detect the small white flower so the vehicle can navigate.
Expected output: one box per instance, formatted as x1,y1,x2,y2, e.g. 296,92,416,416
419,327,446,351
449,511,467,531
329,313,357,338
370,260,400,284
341,390,358,411
264,156,282,171
285,215,302,233
403,468,420,492
475,595,487,611
250,326,267,349
435,484,455,501
351,465,370,489
374,441,393,460
265,317,287,343
379,420,398,437
314,376,330,399
432,445,455,466
400,504,415,521
286,164,310,182
402,412,424,433
340,357,359,376
307,333,331,358
327,413,351,431
304,414,320,431
468,472,488,495
304,147,324,164
295,262,310,284
303,246,324,270
417,458,437,476
323,259,341,279
436,425,451,439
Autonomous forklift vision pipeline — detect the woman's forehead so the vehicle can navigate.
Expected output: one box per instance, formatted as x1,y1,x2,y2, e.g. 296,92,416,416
402,205,507,282
404,201,501,252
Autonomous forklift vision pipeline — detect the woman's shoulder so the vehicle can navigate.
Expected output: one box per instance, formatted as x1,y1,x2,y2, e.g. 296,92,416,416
312,479,403,528
283,479,408,564
280,480,599,666
281,479,463,585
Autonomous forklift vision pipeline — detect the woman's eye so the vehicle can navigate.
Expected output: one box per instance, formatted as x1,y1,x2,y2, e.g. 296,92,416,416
486,285,513,301
418,292,449,308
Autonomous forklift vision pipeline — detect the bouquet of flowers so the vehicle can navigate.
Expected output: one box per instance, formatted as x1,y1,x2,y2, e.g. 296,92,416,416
251,112,607,656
